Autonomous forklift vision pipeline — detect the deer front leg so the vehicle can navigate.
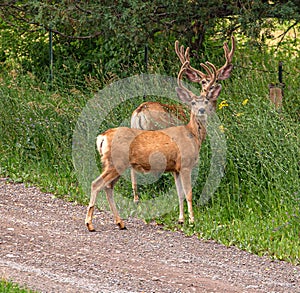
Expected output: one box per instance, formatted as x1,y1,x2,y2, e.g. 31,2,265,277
174,172,185,224
131,168,139,203
179,169,194,224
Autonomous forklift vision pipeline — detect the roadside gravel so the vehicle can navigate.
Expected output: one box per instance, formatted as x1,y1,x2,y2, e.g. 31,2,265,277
0,178,299,292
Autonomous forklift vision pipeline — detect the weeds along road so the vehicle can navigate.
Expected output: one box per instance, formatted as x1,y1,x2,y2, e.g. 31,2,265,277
0,178,299,293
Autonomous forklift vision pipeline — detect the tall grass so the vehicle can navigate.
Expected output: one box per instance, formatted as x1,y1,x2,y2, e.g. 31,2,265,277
162,48,300,263
199,64,298,262
0,46,299,264
0,73,87,200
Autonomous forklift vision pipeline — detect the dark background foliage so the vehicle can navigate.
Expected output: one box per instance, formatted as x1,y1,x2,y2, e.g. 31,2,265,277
0,1,299,85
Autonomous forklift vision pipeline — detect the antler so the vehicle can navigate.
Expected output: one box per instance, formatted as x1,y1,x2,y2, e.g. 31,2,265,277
200,62,217,91
177,60,195,97
216,35,235,80
175,40,206,82
175,36,235,82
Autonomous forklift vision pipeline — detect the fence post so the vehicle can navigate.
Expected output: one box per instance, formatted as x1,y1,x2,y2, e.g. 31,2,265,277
269,61,284,110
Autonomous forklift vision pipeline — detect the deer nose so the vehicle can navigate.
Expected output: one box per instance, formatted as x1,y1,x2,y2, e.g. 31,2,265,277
198,108,206,115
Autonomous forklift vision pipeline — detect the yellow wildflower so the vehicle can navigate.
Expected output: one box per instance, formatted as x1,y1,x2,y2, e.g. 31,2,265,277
236,112,244,117
218,100,229,110
219,125,225,133
242,98,249,106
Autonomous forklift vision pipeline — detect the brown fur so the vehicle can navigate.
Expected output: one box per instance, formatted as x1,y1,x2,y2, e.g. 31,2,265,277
129,37,235,204
131,101,189,130
85,60,222,231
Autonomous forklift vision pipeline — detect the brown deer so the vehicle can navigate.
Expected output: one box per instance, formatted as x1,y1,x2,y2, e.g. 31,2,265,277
85,60,222,232
131,36,235,130
130,37,235,202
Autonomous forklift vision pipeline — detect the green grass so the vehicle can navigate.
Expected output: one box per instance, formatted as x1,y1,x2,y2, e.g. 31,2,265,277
160,48,300,264
0,279,36,293
0,74,86,201
0,45,299,265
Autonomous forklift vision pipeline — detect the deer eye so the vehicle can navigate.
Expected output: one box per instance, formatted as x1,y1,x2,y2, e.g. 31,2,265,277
191,101,196,106
205,100,209,104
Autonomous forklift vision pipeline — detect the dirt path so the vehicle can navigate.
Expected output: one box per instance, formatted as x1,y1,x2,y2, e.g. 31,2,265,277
0,178,299,292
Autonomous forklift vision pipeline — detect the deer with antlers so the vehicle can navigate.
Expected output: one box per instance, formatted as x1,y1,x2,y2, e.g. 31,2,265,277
131,36,235,130
85,60,222,231
130,36,235,203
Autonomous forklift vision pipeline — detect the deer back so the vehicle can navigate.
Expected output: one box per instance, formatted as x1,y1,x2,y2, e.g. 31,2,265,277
97,124,200,175
131,101,188,130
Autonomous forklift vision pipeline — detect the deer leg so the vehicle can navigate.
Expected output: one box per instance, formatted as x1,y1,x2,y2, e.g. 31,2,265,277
85,169,120,232
179,169,194,224
104,177,126,230
173,172,185,224
131,168,139,203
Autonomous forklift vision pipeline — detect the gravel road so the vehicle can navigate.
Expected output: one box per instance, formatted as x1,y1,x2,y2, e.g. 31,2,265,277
0,178,299,292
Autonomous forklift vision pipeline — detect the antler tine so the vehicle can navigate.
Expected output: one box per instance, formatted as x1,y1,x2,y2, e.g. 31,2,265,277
175,40,207,81
200,62,217,90
228,35,236,61
177,60,188,87
217,35,235,76
224,35,235,64
184,46,190,62
177,60,194,97
180,45,186,60
206,62,217,89
175,40,185,64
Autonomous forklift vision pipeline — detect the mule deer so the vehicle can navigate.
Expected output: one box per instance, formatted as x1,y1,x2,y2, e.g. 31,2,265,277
131,36,235,130
130,37,235,202
85,60,222,231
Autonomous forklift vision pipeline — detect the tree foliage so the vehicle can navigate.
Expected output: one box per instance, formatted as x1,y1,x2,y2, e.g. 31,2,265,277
0,1,299,85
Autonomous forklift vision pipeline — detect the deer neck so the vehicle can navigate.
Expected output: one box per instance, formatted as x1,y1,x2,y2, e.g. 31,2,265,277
187,112,207,144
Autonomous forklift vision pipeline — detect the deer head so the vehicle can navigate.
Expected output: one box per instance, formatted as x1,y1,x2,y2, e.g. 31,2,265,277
176,60,221,120
131,37,234,132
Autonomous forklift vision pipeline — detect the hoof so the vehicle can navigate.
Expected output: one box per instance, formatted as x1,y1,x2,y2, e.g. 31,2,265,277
178,219,184,225
117,222,126,230
86,223,96,232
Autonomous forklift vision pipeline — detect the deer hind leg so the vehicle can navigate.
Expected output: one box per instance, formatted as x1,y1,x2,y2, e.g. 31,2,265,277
104,177,126,229
85,169,120,232
131,168,139,203
179,169,194,224
173,172,185,224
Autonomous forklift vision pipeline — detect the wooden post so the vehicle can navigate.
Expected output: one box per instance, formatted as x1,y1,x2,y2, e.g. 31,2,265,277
269,84,283,109
268,61,284,110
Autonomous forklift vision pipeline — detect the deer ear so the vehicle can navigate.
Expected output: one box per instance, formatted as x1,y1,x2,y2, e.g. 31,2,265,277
217,64,233,80
185,69,202,83
176,87,193,104
208,84,222,101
